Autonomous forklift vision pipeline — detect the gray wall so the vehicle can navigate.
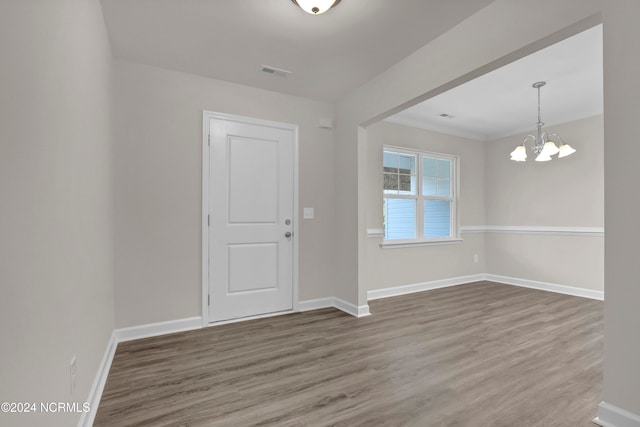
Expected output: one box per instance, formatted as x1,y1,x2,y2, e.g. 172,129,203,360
364,121,486,292
0,1,115,426
335,0,638,417
114,60,337,327
363,116,603,295
486,116,603,227
3,0,640,421
336,0,605,307
603,1,640,415
485,115,604,291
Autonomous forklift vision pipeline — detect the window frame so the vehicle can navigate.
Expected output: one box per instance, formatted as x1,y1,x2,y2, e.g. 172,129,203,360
382,145,460,247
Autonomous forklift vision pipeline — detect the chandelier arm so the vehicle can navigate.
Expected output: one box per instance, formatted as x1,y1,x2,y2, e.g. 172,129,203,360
523,135,536,148
549,133,565,145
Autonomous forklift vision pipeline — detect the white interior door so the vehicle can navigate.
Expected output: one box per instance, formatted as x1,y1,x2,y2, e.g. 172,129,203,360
208,115,295,322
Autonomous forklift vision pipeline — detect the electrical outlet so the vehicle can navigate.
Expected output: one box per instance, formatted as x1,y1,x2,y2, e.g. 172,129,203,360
70,356,77,394
474,254,479,263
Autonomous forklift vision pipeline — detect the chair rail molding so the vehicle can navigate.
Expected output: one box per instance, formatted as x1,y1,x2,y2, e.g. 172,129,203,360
461,225,604,237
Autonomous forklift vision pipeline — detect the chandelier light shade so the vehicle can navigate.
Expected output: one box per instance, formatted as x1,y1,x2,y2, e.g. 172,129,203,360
510,145,527,162
510,81,577,162
291,0,341,14
558,143,577,158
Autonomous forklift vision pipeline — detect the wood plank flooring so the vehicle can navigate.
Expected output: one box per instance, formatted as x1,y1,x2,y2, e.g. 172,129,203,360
95,282,603,426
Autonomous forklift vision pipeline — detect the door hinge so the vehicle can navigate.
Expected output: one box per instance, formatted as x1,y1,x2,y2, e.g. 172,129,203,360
208,134,211,146
208,294,210,306
208,214,210,226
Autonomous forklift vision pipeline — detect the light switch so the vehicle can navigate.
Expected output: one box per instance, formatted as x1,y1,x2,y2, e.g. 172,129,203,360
303,207,314,219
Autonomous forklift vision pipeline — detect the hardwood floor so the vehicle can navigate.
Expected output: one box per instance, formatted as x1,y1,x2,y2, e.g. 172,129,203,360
95,282,603,426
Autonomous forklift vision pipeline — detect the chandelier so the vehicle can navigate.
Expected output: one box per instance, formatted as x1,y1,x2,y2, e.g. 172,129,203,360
291,0,341,15
510,81,576,162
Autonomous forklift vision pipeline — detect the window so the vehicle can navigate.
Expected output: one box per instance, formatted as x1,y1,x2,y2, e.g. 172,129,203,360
383,147,457,244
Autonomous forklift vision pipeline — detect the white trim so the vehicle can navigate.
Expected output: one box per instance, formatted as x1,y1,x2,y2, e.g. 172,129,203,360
78,332,117,427
367,274,603,302
292,124,300,312
298,297,335,311
80,318,201,426
367,274,485,301
486,274,604,300
114,317,203,343
459,225,487,234
382,146,459,245
594,401,640,427
81,274,601,425
299,297,370,317
201,111,210,326
380,238,463,249
209,310,295,326
333,297,371,317
202,110,299,325
372,224,604,240
80,296,374,426
367,228,384,238
461,225,604,237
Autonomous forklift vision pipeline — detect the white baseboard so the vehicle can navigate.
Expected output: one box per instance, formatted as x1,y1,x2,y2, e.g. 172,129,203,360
114,316,203,343
82,274,599,426
81,299,372,425
78,332,117,427
299,297,370,317
594,401,640,427
80,317,203,426
78,317,202,427
333,297,370,317
209,310,297,326
485,274,604,301
367,274,485,301
81,299,376,427
298,297,335,312
366,273,603,302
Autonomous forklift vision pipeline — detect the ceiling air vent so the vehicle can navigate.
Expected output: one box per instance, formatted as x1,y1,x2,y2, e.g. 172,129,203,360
261,65,292,78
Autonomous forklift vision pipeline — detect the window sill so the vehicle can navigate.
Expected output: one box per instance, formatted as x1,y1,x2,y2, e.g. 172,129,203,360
380,238,463,249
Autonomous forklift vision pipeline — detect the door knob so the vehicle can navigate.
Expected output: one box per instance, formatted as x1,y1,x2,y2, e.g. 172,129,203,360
285,231,292,238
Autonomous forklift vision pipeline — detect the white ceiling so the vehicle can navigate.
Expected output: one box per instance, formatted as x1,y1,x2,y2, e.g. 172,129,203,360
387,25,603,141
100,0,495,102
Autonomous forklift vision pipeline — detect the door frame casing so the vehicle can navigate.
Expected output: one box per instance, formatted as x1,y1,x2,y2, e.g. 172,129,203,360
201,110,299,326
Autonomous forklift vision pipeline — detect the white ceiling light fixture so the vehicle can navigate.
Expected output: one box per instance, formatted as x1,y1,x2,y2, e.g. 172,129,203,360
510,81,577,162
291,0,341,15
